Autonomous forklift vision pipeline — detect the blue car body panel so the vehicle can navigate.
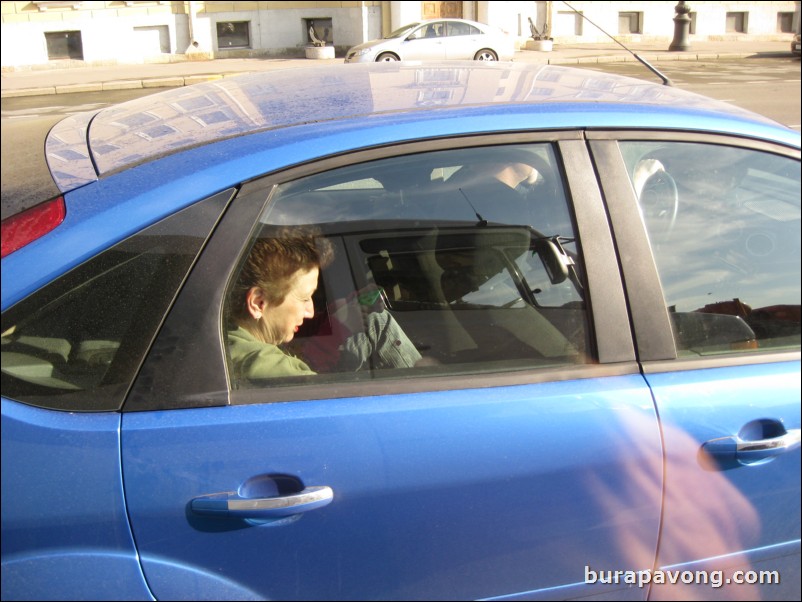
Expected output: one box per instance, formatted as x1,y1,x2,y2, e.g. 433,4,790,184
2,61,800,600
643,361,802,600
121,377,662,601
0,399,153,601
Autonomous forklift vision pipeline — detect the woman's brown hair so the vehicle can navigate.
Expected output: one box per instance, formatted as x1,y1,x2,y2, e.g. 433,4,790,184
228,226,334,326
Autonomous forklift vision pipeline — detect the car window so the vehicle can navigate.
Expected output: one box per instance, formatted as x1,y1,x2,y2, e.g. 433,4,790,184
420,22,444,38
621,142,801,356
224,144,592,390
407,25,432,41
0,190,233,411
446,22,481,37
386,23,419,39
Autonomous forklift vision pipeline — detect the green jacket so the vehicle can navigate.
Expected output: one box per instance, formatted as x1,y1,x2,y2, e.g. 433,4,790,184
228,311,421,382
227,326,314,381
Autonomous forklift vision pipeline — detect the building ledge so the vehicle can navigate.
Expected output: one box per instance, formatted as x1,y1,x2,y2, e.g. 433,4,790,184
33,1,83,11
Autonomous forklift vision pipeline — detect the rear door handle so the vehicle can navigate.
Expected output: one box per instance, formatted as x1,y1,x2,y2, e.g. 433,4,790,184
702,427,800,467
191,486,334,520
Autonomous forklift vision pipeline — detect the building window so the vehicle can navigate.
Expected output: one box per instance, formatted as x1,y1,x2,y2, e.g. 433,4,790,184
726,12,748,34
689,12,697,35
217,21,250,49
133,25,170,54
556,11,583,36
45,30,84,60
34,1,83,10
305,18,333,46
777,12,794,33
618,12,643,35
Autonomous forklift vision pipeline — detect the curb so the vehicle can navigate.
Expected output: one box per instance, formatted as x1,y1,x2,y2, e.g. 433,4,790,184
2,71,250,98
0,51,792,98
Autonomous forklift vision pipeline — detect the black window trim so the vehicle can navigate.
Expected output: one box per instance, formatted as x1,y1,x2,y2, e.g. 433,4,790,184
125,132,640,412
1,188,237,412
588,130,801,369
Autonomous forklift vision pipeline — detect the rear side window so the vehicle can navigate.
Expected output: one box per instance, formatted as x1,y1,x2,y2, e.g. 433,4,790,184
224,144,592,390
1,190,232,411
622,142,800,356
446,22,480,36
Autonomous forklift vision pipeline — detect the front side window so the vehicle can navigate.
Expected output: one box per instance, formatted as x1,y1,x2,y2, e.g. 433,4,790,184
622,142,800,356
224,144,592,390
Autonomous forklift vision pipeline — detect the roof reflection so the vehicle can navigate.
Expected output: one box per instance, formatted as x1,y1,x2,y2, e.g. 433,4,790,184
46,62,770,192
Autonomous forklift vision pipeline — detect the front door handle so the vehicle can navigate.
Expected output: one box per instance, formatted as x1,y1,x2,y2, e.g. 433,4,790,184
702,426,800,468
191,485,334,520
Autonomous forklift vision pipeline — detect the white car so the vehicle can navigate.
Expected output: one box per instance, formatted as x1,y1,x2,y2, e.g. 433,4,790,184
345,18,515,63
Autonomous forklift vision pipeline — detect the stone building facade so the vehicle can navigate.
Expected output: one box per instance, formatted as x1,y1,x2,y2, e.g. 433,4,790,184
1,1,799,69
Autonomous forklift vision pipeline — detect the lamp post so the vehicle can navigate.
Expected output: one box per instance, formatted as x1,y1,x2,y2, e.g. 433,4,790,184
668,1,692,51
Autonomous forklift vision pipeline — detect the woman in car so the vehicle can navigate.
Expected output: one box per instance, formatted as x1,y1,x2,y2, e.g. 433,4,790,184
226,226,421,381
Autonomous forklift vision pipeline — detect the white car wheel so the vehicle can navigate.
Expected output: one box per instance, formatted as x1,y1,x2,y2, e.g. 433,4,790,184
474,49,498,61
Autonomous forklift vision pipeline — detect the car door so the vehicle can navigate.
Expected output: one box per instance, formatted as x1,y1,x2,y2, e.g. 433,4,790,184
402,22,447,60
591,134,801,600
0,190,235,601
120,137,664,601
443,21,483,60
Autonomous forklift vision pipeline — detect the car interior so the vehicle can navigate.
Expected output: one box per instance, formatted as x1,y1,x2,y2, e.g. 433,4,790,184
629,142,801,355
237,146,591,384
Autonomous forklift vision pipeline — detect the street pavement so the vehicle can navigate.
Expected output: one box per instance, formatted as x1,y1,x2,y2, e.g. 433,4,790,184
1,40,796,98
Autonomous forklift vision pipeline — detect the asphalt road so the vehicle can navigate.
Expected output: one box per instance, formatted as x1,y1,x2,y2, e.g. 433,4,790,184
579,57,801,131
1,89,164,219
2,57,800,219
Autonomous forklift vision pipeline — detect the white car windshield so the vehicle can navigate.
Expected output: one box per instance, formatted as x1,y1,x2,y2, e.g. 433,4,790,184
385,23,421,39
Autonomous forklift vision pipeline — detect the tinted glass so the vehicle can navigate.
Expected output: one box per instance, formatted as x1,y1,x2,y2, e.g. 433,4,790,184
622,142,801,356
446,22,480,36
225,144,592,390
1,191,232,411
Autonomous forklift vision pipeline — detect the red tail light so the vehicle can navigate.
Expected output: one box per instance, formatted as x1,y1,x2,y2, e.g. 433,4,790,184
1,196,66,258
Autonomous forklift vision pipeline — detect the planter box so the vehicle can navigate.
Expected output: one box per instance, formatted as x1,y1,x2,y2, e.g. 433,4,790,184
525,39,553,52
305,46,335,60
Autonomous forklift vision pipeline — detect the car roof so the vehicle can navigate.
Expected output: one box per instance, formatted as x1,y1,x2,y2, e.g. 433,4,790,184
397,18,485,27
417,18,484,23
46,61,795,195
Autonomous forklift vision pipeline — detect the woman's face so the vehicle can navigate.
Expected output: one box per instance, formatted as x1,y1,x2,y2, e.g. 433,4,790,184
262,267,319,344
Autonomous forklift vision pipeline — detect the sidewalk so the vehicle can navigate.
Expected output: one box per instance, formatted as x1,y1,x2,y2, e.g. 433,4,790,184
1,40,794,99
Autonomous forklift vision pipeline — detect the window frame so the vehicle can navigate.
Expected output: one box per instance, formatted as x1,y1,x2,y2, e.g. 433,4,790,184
125,132,639,412
726,11,749,34
1,189,235,412
618,11,643,35
44,30,84,60
588,130,801,372
777,12,795,34
216,20,251,50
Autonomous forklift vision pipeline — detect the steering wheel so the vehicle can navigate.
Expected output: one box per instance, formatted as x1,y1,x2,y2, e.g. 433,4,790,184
639,170,679,240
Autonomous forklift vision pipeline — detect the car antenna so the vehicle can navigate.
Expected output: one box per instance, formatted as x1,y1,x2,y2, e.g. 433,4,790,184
560,1,673,86
458,188,488,227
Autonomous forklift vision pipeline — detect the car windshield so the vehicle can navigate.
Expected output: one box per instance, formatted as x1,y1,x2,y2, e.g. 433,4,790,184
385,23,421,39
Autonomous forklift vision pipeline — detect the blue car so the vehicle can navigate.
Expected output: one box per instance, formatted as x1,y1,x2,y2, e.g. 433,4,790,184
2,62,800,601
